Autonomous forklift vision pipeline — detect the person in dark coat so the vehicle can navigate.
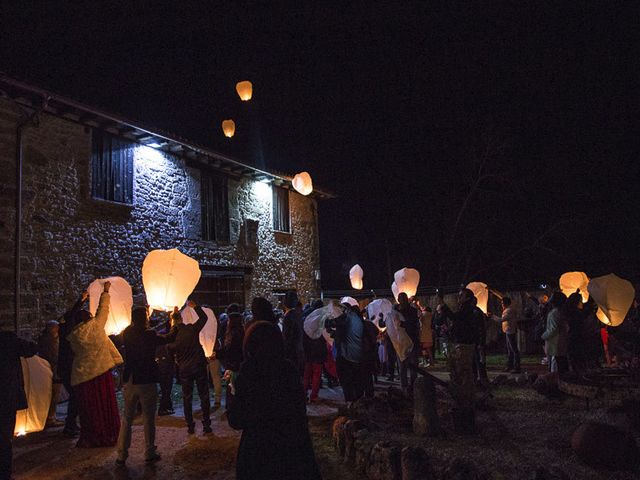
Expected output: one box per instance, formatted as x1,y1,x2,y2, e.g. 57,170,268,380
397,293,420,393
155,316,176,416
361,315,380,398
227,321,322,480
38,320,63,427
217,304,245,409
249,297,277,328
0,330,37,479
57,291,88,437
282,291,304,375
169,301,211,434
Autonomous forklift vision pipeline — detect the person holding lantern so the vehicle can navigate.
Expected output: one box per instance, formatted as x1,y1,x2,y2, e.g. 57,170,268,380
38,320,63,428
216,303,245,410
0,330,37,479
169,300,212,435
397,293,421,393
541,292,569,373
66,281,123,448
490,296,521,374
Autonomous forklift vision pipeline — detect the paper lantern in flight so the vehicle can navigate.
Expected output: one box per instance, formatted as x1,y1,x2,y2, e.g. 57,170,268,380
142,249,202,312
292,172,313,196
587,273,635,327
559,271,590,303
236,81,253,101
182,306,217,357
467,282,489,314
394,267,420,298
14,356,52,436
222,119,236,138
88,276,133,335
367,298,393,331
349,264,364,290
340,296,359,308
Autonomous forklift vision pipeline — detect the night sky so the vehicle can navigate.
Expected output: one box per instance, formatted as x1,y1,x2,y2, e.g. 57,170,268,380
1,2,638,291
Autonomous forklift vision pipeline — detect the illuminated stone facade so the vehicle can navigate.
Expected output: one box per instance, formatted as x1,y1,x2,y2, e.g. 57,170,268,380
0,98,321,335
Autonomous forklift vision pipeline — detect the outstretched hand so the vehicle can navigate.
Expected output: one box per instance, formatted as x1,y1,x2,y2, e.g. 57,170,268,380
187,300,196,309
81,291,89,302
103,281,111,293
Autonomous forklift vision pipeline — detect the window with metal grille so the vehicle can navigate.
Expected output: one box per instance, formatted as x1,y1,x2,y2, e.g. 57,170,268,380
201,172,230,242
91,129,134,204
191,273,245,316
272,186,290,232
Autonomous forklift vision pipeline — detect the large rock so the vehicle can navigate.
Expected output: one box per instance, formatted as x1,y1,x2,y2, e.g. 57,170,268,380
401,446,433,480
571,421,639,470
441,458,480,480
413,376,442,436
533,372,560,398
332,416,349,456
355,435,377,474
367,441,402,480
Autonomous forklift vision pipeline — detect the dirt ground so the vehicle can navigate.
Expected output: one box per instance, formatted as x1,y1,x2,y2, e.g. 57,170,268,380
11,355,640,479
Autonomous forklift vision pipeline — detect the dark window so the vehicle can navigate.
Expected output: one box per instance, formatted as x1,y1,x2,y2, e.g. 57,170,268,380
272,186,290,232
201,172,230,242
91,129,134,204
191,273,245,316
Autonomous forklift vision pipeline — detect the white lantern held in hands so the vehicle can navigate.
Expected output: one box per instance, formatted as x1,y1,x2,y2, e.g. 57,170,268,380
14,356,52,436
467,282,489,314
181,306,217,357
587,273,635,327
88,276,133,335
142,249,202,312
559,271,590,303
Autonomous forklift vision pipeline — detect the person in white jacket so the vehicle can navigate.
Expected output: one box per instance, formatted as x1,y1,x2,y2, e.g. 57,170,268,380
67,281,123,448
491,297,520,373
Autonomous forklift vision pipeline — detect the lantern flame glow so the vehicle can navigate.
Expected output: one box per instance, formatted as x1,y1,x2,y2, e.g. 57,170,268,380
587,273,635,327
467,282,489,314
349,264,364,290
292,172,313,196
236,81,253,101
222,119,236,138
559,272,590,303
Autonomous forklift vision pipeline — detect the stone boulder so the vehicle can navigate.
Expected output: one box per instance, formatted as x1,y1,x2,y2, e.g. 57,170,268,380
533,372,560,398
413,376,442,437
441,458,481,480
343,419,367,463
355,434,377,474
367,441,402,480
332,416,349,456
401,446,433,480
571,421,639,470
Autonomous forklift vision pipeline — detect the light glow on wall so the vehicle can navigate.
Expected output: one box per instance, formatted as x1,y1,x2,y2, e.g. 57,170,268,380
253,180,271,203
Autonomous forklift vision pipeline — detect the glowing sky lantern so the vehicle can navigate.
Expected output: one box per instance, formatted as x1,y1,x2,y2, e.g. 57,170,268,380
349,264,364,290
88,276,132,335
559,271,590,303
467,282,489,314
182,306,217,358
292,172,313,196
394,267,420,298
142,249,202,312
587,273,635,327
235,80,253,101
222,119,236,138
14,356,52,436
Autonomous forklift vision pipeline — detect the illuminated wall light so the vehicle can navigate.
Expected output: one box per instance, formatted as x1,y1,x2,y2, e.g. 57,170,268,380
253,180,272,203
236,81,253,101
222,119,236,138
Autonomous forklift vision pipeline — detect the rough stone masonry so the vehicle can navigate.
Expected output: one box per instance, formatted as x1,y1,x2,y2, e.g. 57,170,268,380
0,97,321,337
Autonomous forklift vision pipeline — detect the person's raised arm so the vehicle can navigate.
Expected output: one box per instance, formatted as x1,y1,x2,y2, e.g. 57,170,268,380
188,300,208,333
95,281,111,329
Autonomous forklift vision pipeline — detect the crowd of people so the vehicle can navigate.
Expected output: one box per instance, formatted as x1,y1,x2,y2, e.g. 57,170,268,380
2,282,639,479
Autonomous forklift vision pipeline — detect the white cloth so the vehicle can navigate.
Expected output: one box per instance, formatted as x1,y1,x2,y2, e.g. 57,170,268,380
385,309,414,361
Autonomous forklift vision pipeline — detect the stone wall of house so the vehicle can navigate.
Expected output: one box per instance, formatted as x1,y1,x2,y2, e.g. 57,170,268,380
0,98,320,337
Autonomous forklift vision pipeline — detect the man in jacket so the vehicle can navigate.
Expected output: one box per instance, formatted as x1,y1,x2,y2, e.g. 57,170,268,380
38,320,63,427
115,306,178,465
0,330,37,479
282,291,304,376
169,301,211,434
327,303,364,405
397,293,420,393
491,296,520,373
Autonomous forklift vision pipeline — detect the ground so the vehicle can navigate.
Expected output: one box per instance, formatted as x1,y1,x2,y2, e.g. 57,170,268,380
11,354,640,479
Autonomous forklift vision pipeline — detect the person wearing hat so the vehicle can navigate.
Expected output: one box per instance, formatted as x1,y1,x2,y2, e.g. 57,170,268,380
282,291,304,376
38,319,63,427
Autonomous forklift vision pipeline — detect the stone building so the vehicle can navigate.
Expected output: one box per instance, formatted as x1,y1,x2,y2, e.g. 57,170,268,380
0,75,329,336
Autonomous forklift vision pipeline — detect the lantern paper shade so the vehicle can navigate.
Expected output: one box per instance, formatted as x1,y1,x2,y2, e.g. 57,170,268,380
292,172,313,196
236,81,253,101
304,302,342,340
349,264,364,290
14,356,52,436
386,309,414,361
394,267,420,299
467,282,489,314
391,282,400,301
181,306,217,357
340,296,359,308
142,249,202,312
559,272,590,303
88,276,133,335
222,119,236,138
587,273,635,327
367,298,393,331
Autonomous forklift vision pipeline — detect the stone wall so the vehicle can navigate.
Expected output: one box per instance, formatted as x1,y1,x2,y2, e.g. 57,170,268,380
0,98,320,336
